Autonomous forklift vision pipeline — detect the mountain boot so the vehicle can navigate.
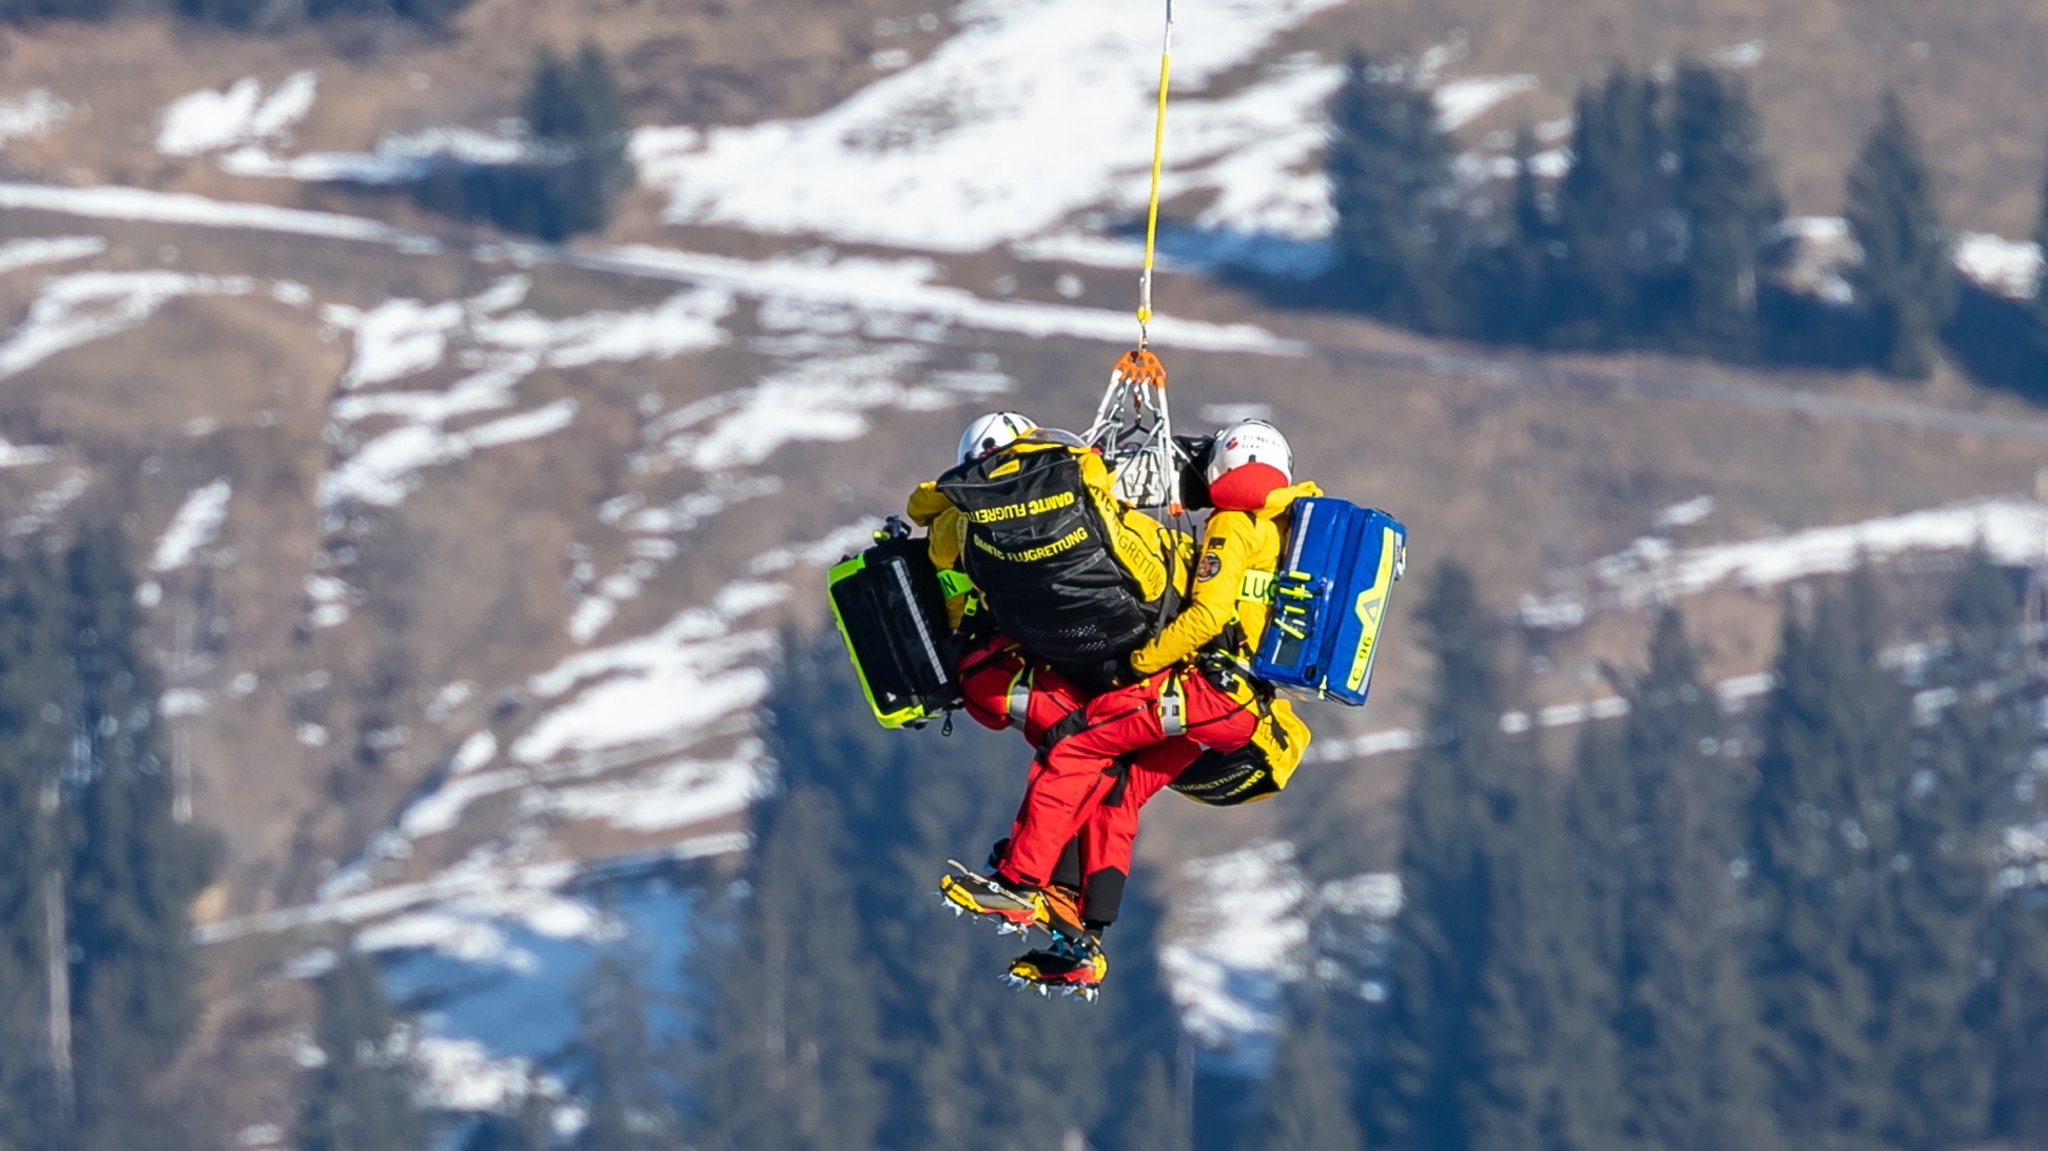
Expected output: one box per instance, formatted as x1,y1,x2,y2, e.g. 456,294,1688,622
938,865,1053,937
1006,931,1108,1001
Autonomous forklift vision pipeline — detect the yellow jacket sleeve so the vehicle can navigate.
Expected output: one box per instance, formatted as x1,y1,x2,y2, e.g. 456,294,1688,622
1130,511,1256,675
906,482,952,527
906,483,971,628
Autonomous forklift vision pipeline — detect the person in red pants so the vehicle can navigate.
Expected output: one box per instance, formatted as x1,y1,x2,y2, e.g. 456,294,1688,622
954,634,1204,943
943,418,1319,993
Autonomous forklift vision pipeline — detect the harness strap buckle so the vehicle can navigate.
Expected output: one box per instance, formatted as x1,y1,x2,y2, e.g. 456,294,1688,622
1005,666,1034,723
1158,675,1187,737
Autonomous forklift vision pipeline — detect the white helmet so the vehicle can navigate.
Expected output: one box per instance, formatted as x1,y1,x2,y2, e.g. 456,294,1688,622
1205,419,1293,487
959,411,1036,463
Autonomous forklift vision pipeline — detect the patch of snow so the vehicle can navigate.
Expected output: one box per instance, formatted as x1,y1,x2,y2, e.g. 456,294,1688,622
430,684,484,724
157,72,317,157
369,873,699,1114
1652,495,1714,530
452,731,499,774
1954,233,2043,300
320,399,579,508
541,742,767,833
223,125,538,185
579,244,1306,354
1718,40,1766,68
304,572,356,629
468,274,532,316
1523,497,2048,627
1717,672,1776,710
1775,215,1849,245
1197,402,1273,425
0,90,72,144
160,688,210,718
238,1123,285,1149
1415,34,1471,83
0,183,1303,358
1303,728,1423,762
1318,872,1401,919
335,298,465,388
631,0,1351,252
150,479,231,571
320,286,730,509
0,182,422,247
745,524,879,575
398,772,524,840
567,598,622,646
1435,75,1538,130
1528,148,1570,179
411,1037,551,1115
514,583,789,767
6,471,87,537
297,723,330,748
476,287,735,369
359,913,529,971
0,437,60,467
0,271,256,381
0,235,104,276
1160,841,1307,1055
285,949,339,980
623,474,783,536
637,345,1004,474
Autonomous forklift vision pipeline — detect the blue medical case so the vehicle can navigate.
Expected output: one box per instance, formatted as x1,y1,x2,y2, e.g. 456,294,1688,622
1250,499,1406,706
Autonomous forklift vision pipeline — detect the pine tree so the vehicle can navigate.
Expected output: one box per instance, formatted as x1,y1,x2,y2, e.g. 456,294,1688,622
295,947,432,1151
0,533,215,1147
520,41,634,240
1747,569,1912,1146
60,529,214,1072
0,545,71,1151
2029,140,2048,370
2035,142,2048,313
1107,1053,1183,1151
1370,563,1504,1151
575,944,677,1151
1469,762,1626,1151
1236,1010,1367,1151
1554,68,1676,345
1604,611,1782,1151
1880,548,2028,1148
1327,50,1466,332
1669,59,1782,357
1844,92,1955,379
1987,897,2048,1143
1466,124,1554,344
1371,562,1625,1151
738,638,1162,1151
72,979,209,1151
693,786,883,1151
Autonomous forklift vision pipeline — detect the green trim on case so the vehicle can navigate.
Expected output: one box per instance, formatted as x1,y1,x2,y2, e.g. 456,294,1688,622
828,553,933,730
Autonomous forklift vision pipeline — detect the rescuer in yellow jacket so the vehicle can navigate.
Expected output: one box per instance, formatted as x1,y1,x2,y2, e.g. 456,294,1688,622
905,411,1190,666
940,418,1314,993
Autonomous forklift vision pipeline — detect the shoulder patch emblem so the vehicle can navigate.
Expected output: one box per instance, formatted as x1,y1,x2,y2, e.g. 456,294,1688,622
1197,550,1223,582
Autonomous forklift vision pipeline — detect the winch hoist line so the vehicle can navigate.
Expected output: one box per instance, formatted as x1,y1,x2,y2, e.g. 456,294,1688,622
1087,0,1190,514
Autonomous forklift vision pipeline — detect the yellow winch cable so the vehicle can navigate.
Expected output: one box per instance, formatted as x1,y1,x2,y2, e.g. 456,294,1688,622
1136,0,1175,348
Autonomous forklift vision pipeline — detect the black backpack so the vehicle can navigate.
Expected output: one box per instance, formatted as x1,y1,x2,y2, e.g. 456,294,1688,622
934,438,1168,676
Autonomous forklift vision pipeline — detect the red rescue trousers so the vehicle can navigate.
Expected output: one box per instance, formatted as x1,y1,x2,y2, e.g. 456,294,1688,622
958,635,1085,745
997,667,1260,920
